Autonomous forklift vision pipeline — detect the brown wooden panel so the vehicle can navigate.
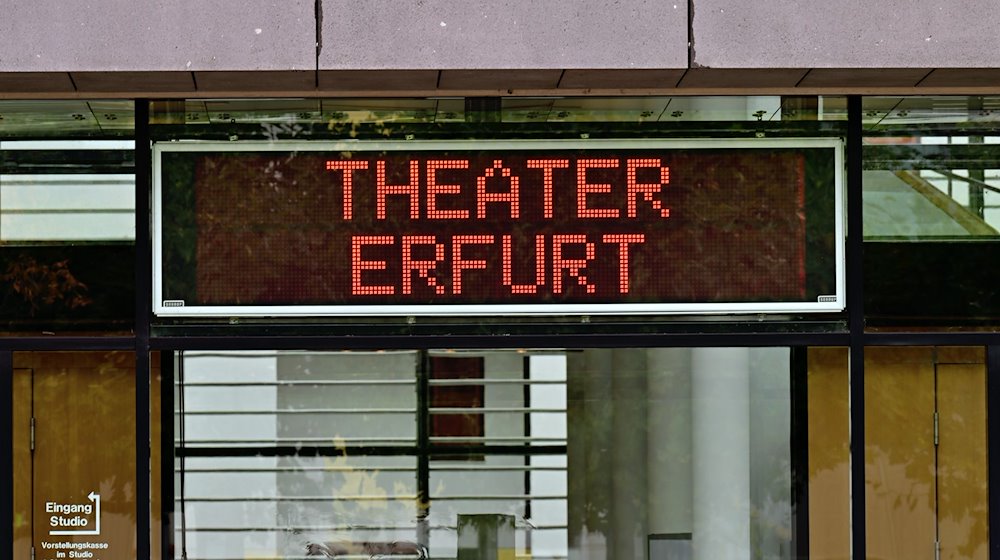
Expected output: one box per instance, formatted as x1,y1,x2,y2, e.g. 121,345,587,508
937,363,988,560
13,368,32,560
28,352,136,560
807,347,850,560
937,346,985,364
865,347,937,560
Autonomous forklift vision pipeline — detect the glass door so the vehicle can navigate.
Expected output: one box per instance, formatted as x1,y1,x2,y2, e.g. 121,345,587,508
12,352,141,560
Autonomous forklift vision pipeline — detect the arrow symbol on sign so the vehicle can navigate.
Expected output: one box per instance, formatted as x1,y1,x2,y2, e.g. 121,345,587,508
49,491,101,536
87,492,101,535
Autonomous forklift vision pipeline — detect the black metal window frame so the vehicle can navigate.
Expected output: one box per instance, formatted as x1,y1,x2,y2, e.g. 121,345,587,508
3,96,1000,559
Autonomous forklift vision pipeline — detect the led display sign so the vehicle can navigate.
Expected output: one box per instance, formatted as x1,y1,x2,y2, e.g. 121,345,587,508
153,139,843,316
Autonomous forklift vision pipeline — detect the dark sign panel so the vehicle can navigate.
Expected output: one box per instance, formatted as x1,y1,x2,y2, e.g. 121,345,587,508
154,140,842,316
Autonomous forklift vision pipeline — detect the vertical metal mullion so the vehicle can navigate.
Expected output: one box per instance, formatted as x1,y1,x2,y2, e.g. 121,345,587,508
0,350,13,559
177,353,188,560
987,346,1000,558
847,95,867,560
134,99,152,560
416,350,430,547
160,351,175,560
523,356,532,524
789,347,809,558
135,100,152,345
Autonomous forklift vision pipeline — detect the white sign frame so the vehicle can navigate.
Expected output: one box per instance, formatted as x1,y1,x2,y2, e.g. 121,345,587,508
152,138,845,317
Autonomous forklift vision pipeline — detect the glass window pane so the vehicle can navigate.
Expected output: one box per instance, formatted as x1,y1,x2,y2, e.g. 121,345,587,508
152,97,846,128
863,96,1000,327
170,347,840,560
0,171,135,242
0,102,135,332
863,96,1000,239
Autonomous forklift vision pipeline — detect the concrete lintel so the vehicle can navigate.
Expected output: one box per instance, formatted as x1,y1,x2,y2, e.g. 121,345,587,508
318,70,440,91
559,69,686,89
439,70,563,91
0,72,75,92
678,69,808,88
798,68,932,88
71,72,195,92
196,71,316,91
918,69,1000,88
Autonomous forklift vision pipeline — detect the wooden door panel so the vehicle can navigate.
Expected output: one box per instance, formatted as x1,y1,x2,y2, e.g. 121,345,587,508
937,363,988,560
807,347,850,560
865,347,937,560
13,369,32,560
26,352,136,560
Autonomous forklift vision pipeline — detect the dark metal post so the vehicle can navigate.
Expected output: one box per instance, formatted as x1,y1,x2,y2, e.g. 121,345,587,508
847,95,866,560
417,350,431,547
988,346,1000,558
161,352,176,560
134,99,153,560
789,347,809,558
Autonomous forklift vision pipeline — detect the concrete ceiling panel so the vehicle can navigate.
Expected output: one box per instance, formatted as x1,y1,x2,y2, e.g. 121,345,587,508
320,0,688,70
691,0,1000,69
0,0,315,72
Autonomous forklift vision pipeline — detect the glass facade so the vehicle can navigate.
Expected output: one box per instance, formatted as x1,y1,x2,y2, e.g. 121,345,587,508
863,97,1000,326
0,102,135,333
2,96,999,560
171,347,840,560
149,96,846,325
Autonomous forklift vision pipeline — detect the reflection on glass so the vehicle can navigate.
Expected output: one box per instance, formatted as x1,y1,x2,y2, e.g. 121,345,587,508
0,170,135,242
0,140,135,242
501,97,808,123
807,347,850,559
863,96,1000,325
863,96,1000,240
863,169,998,238
175,351,421,560
0,128,135,331
0,101,134,138
567,348,793,560
152,96,847,128
173,348,806,560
